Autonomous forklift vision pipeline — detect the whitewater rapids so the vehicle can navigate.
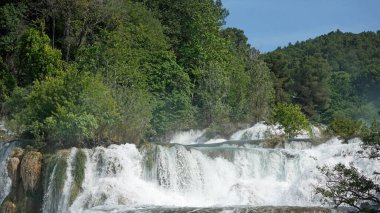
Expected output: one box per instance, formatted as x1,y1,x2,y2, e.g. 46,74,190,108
0,124,378,213
50,138,377,212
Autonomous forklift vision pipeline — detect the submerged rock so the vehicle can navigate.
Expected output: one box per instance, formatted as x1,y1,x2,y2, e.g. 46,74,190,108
20,151,42,193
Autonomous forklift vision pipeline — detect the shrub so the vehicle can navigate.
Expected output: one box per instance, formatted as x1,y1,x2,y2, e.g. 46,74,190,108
329,117,362,141
272,103,309,138
5,68,120,148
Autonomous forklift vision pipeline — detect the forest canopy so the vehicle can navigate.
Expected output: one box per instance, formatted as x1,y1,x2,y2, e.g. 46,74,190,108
0,0,379,149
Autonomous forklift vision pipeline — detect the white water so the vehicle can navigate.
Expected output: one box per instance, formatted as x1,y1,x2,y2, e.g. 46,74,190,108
36,137,378,212
42,164,58,213
169,122,321,145
230,122,283,141
0,142,17,204
58,148,77,213
169,129,206,145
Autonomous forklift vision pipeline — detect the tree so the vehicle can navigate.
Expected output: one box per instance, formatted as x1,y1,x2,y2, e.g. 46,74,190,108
272,103,309,137
361,120,380,159
16,28,62,86
263,51,292,103
293,55,331,121
246,60,274,123
146,52,195,135
316,121,380,212
194,62,230,126
329,116,362,142
264,30,380,124
137,0,233,127
30,0,111,61
0,57,16,108
0,3,26,56
76,0,195,139
316,163,380,212
5,68,120,148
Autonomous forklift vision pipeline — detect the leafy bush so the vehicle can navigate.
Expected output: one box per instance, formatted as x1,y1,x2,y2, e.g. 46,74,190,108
5,68,120,148
272,103,309,137
16,28,62,86
329,117,363,141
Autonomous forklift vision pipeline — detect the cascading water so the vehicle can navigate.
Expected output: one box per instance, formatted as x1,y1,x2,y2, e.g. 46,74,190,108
39,134,379,212
0,141,18,204
42,148,79,213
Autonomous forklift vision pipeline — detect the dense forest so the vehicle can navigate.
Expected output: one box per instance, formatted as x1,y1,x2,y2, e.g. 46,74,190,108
264,30,380,123
0,0,379,149
0,0,274,148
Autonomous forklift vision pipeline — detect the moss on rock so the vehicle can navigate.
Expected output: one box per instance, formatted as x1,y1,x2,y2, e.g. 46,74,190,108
20,151,42,193
69,149,86,204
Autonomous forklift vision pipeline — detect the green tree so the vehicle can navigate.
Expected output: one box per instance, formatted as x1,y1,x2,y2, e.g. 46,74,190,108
263,51,292,103
0,3,26,56
293,55,331,121
138,0,233,127
16,28,62,86
145,52,194,134
316,163,380,212
6,68,120,148
246,60,274,123
317,121,380,212
76,0,194,139
265,30,380,124
0,57,16,107
361,120,380,159
272,103,309,137
329,117,362,142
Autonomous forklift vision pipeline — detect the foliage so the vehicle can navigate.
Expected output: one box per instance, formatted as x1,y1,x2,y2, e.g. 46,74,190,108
0,57,16,106
5,68,120,148
317,121,380,212
329,117,363,141
264,30,380,124
16,28,62,86
360,120,380,159
272,103,309,137
0,3,26,55
76,1,195,139
293,55,331,121
246,60,274,123
316,163,380,212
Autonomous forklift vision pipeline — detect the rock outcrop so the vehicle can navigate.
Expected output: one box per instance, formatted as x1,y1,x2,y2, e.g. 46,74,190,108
1,148,43,213
6,158,20,184
20,151,42,193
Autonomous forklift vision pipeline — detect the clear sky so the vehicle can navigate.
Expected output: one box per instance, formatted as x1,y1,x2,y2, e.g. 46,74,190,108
222,0,380,53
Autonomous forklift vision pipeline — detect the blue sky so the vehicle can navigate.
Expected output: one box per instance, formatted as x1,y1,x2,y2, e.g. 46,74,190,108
222,0,380,52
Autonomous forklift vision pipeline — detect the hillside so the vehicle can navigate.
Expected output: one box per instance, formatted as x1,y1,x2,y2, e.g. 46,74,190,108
264,30,380,123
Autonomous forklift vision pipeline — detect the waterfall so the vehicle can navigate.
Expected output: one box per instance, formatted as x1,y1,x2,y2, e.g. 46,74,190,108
57,148,77,213
37,137,379,212
0,142,18,204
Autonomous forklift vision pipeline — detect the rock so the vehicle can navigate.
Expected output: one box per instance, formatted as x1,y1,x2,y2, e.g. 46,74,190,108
7,157,20,184
10,148,23,159
0,200,16,213
20,151,42,193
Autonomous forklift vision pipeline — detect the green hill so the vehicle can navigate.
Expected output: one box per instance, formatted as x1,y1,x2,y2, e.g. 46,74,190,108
263,30,380,123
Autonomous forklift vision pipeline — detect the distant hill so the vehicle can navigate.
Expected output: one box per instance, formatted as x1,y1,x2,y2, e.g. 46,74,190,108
263,30,380,123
